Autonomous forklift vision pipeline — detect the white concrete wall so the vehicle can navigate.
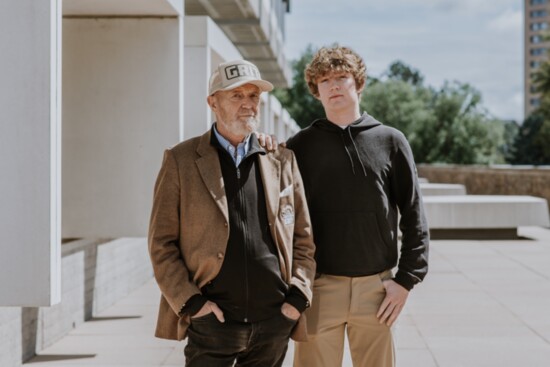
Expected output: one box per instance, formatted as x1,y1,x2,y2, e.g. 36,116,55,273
0,309,22,366
62,17,183,238
0,0,62,306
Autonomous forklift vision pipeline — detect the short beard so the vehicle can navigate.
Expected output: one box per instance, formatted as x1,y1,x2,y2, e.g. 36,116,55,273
240,116,259,134
224,116,259,139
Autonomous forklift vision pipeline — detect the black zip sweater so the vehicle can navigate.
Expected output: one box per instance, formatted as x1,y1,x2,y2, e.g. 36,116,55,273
181,133,307,320
286,113,429,290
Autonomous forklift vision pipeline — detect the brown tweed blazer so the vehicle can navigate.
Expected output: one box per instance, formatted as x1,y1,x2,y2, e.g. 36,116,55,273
148,130,316,341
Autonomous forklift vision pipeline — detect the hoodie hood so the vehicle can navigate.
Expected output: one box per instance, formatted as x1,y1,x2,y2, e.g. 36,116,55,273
310,112,382,177
311,112,382,133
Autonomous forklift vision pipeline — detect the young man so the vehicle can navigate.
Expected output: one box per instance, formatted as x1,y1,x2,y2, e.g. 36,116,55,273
148,59,316,367
286,46,430,367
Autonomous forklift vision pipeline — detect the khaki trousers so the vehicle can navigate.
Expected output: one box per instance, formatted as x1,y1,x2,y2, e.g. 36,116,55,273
294,272,395,367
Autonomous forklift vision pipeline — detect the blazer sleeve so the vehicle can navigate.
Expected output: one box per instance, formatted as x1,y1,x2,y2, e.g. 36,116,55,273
148,149,201,315
288,150,316,305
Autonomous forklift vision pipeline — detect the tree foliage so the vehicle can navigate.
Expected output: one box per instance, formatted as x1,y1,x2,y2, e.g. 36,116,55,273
512,35,550,164
272,45,325,128
386,61,424,86
362,66,512,164
509,114,549,164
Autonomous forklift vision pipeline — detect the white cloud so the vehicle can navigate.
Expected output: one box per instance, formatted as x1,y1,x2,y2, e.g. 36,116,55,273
284,1,524,121
488,9,523,33
365,0,516,14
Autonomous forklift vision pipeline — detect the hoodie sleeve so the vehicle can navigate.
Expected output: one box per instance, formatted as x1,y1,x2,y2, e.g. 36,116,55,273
390,133,429,290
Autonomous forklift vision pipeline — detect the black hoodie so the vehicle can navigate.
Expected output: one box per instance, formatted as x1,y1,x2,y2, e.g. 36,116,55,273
286,113,429,290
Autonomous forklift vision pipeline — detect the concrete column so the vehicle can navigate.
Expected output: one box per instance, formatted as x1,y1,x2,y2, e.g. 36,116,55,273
268,94,285,141
259,96,270,134
184,46,211,138
184,16,241,138
0,0,62,306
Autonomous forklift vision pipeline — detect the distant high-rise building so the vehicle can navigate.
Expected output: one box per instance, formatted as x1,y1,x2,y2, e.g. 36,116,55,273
525,0,550,117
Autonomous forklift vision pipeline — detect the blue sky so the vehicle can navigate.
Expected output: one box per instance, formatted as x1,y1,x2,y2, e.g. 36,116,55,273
284,0,523,122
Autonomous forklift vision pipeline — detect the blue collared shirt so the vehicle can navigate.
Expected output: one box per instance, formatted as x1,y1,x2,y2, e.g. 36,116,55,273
213,124,251,167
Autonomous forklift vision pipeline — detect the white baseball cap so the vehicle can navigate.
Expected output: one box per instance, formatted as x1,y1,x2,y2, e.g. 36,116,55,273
208,59,274,96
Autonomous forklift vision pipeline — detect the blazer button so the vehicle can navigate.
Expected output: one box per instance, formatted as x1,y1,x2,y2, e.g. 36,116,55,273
224,222,228,227
217,252,224,259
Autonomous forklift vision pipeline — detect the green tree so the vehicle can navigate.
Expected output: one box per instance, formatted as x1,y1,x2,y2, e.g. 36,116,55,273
514,35,550,164
362,78,510,164
510,114,547,164
360,79,433,138
386,60,424,86
272,45,325,128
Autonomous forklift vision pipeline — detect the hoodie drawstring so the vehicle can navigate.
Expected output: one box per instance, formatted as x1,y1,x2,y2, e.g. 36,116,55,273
341,128,367,177
340,133,356,175
348,128,368,176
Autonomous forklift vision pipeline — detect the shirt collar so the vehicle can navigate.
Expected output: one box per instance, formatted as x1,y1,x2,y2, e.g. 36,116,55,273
212,123,252,166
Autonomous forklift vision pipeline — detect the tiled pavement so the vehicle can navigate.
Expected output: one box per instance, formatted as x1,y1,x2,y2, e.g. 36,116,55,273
25,227,550,366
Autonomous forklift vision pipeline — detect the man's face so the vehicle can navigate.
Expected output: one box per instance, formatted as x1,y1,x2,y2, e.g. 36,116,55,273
316,71,362,113
208,84,261,141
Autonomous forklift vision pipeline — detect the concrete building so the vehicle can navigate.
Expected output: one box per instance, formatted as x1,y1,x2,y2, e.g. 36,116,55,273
0,1,299,365
524,0,550,117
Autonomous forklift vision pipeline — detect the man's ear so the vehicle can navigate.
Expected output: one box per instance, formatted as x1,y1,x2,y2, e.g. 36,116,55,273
207,95,217,111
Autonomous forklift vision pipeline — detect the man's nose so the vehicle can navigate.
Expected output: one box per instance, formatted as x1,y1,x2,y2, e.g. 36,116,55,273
241,97,257,108
329,79,340,90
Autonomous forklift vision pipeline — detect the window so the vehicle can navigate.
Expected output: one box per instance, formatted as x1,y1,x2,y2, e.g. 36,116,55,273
530,0,548,5
531,60,542,68
530,98,541,107
530,10,548,17
531,47,546,55
531,35,544,43
531,22,549,31
531,85,538,93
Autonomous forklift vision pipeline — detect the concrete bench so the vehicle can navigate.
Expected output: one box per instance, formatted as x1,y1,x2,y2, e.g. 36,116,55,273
420,183,467,196
422,195,550,239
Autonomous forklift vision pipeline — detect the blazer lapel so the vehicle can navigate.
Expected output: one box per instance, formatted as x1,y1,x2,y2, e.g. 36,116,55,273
258,153,281,229
196,131,229,222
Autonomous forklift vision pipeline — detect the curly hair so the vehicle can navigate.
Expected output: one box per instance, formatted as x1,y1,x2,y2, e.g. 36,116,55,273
304,46,366,97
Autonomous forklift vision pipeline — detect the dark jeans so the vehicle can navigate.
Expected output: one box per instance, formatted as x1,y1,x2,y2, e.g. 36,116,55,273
184,312,297,367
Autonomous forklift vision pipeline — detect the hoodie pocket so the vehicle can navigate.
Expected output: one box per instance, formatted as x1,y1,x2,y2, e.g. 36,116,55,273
311,210,394,274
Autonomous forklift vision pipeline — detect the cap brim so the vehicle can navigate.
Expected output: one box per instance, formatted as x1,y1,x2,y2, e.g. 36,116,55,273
217,79,274,94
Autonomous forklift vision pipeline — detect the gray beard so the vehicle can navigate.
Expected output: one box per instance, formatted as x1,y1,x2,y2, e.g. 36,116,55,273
230,116,258,136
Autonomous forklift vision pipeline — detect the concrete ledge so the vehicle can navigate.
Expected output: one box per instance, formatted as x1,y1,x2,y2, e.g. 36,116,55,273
420,183,467,196
417,165,550,213
0,237,153,365
424,195,550,239
430,228,519,240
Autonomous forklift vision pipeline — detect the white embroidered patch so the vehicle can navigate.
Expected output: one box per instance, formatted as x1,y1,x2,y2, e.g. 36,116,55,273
280,204,295,225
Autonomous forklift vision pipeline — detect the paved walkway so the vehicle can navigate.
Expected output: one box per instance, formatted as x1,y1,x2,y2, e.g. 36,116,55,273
25,227,550,366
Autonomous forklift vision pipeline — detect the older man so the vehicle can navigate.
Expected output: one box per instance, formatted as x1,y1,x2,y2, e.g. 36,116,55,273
148,59,316,367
